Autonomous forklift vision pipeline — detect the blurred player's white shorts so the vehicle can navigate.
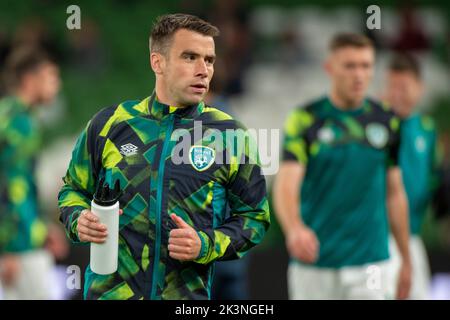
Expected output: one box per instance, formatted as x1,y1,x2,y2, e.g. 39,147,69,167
288,260,391,300
0,249,54,300
387,234,431,300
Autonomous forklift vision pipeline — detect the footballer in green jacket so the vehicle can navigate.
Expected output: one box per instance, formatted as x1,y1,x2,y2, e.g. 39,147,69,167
58,14,270,300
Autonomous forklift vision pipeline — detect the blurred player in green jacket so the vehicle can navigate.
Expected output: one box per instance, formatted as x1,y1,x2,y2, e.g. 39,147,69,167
384,53,439,299
58,14,270,300
0,46,65,299
274,34,411,299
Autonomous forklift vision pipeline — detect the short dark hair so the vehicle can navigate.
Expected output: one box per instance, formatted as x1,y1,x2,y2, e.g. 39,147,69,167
3,46,53,90
149,13,220,55
388,52,421,79
329,33,374,52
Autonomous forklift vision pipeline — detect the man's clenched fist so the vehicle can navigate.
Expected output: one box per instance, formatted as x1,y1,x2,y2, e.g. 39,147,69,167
168,214,202,261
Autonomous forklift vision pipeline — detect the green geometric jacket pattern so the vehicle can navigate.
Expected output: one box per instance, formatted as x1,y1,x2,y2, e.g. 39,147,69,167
58,93,270,300
0,96,47,254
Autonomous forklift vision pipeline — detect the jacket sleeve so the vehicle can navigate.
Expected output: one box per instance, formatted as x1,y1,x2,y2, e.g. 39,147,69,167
0,116,22,252
0,111,49,254
281,108,314,164
58,120,100,243
195,125,270,264
387,115,402,168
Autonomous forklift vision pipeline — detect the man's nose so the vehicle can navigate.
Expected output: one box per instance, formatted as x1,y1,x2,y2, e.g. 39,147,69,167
355,65,368,78
195,60,208,78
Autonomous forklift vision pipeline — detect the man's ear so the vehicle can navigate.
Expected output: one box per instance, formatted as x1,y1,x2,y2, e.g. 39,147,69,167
20,72,34,93
150,52,165,75
323,57,332,76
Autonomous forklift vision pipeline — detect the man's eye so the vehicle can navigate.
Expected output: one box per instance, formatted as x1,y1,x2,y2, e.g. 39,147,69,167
345,63,356,69
184,55,195,61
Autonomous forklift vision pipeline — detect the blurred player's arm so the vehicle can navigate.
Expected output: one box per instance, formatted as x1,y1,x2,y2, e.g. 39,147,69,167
387,167,410,260
0,113,43,284
274,162,319,263
387,115,412,299
194,127,270,265
0,116,23,285
273,109,319,263
273,162,304,238
387,167,411,299
0,114,47,254
0,116,23,254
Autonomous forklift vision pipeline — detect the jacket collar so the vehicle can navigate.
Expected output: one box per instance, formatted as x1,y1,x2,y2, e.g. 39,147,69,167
147,92,204,120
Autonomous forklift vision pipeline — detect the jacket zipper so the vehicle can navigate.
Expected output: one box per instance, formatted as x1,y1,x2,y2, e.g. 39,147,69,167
150,114,175,300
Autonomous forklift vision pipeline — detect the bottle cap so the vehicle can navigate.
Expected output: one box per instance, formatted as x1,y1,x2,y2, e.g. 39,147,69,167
93,178,123,206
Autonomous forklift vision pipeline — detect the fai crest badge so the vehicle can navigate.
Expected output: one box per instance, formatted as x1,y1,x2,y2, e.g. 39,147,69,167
415,136,426,153
318,127,335,144
366,123,388,149
189,146,215,172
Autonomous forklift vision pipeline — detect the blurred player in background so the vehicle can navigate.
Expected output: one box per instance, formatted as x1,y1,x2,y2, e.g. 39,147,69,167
274,33,411,299
0,46,67,299
384,53,439,299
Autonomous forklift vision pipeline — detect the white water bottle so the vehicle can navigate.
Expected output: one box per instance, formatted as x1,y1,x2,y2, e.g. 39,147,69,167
90,179,122,275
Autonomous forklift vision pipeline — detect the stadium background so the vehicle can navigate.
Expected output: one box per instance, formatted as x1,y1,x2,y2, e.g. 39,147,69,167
0,0,449,299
